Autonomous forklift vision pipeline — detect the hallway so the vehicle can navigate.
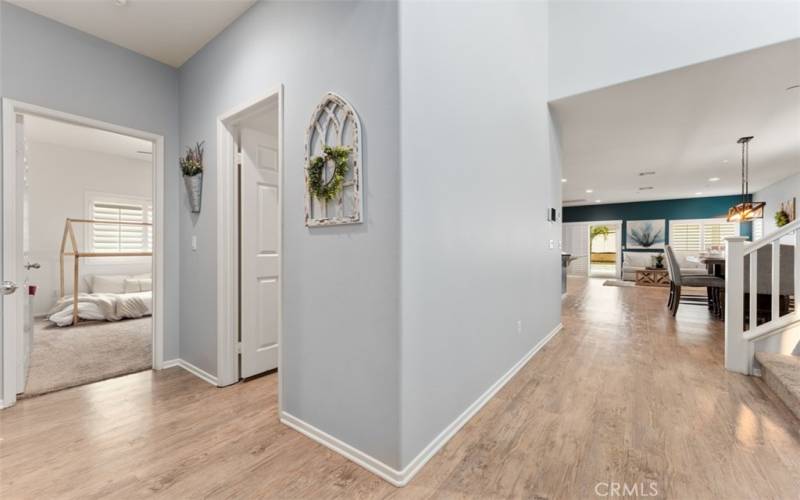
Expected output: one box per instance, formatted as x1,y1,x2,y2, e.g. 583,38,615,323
1,278,798,498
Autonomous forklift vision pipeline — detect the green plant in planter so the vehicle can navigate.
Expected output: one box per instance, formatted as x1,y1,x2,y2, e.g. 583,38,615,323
307,145,352,202
654,254,665,268
180,141,204,177
775,209,790,227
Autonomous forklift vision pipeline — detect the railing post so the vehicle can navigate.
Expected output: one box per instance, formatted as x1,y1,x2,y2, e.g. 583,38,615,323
725,237,750,374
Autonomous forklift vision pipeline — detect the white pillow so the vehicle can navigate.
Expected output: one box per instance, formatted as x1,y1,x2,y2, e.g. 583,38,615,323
124,278,152,293
92,275,128,294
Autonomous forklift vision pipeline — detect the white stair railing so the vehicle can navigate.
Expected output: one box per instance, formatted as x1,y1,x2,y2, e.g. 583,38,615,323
725,219,800,374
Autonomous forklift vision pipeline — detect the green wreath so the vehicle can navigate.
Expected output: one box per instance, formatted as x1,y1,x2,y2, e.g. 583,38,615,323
307,145,352,202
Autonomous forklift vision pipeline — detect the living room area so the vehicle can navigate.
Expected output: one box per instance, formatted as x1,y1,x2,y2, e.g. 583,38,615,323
557,37,798,303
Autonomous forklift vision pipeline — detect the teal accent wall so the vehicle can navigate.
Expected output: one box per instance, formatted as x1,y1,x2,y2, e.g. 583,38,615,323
563,195,752,250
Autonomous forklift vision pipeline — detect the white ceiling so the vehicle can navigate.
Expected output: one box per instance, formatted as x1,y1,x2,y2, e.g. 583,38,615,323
6,0,256,67
552,38,800,207
24,114,153,162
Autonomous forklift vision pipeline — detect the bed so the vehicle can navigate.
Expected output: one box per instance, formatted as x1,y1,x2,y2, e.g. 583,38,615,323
53,218,153,327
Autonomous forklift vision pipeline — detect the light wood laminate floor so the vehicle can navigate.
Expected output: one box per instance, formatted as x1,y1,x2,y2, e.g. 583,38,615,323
2,277,799,498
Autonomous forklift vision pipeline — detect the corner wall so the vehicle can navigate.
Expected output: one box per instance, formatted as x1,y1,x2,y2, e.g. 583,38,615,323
398,0,560,468
177,1,402,468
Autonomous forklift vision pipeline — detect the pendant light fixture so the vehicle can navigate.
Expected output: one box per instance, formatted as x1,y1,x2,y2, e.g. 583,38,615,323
726,136,765,222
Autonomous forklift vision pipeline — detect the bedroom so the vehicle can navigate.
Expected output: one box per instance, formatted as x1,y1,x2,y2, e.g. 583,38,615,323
18,113,155,397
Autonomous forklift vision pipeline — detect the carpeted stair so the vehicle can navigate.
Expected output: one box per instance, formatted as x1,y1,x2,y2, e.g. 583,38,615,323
756,352,800,421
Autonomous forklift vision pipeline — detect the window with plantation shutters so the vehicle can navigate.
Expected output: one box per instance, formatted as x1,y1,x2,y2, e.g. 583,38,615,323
669,222,702,253
87,195,152,253
668,218,739,252
752,219,764,241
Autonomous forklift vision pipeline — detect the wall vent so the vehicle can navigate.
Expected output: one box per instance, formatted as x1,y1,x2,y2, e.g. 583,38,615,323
563,198,587,204
638,186,654,191
638,171,656,176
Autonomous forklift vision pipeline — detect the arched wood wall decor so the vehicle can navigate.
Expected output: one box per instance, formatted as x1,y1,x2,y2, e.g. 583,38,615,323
304,92,363,226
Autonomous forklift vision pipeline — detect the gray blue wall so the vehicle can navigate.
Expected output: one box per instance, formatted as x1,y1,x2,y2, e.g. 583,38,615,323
399,0,560,467
178,1,402,468
563,195,752,248
0,3,181,385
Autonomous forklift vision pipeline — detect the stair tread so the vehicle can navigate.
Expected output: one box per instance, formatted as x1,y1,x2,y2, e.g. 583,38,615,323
755,352,800,420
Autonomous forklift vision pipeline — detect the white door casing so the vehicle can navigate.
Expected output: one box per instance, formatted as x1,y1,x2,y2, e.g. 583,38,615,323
240,127,280,378
2,98,166,408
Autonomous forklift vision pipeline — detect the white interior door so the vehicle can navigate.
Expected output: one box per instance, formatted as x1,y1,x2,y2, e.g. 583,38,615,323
18,115,34,392
239,127,280,378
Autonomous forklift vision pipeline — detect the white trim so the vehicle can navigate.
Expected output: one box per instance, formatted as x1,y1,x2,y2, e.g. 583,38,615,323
162,358,181,369
1,99,166,407
174,359,218,386
281,323,564,487
281,411,405,486
216,86,284,394
399,322,564,484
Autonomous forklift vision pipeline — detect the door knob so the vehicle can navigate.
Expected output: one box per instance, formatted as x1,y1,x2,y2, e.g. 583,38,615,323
1,281,18,295
25,262,41,270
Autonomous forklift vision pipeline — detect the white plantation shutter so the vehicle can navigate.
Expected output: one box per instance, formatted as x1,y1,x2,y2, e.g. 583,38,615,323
669,218,739,252
704,221,737,249
669,222,702,253
90,198,152,253
752,219,764,241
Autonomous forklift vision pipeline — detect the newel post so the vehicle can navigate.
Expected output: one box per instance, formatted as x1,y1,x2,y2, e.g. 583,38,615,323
724,236,750,374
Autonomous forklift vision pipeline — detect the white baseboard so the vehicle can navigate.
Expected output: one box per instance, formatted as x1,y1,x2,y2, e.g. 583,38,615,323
399,322,564,484
281,322,564,487
281,411,405,486
161,358,218,386
161,358,181,369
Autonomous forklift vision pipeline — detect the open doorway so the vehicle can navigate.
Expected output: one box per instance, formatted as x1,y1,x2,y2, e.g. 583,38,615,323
2,100,165,407
588,222,621,278
216,87,283,388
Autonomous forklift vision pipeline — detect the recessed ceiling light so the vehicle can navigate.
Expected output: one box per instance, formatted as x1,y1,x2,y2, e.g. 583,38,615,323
595,199,602,203
708,177,720,182
585,189,594,193
695,192,703,195
722,159,729,164
561,178,567,183
114,0,128,6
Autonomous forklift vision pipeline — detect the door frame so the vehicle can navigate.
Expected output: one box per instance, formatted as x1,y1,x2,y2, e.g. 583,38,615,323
586,219,623,278
1,99,166,408
216,86,284,393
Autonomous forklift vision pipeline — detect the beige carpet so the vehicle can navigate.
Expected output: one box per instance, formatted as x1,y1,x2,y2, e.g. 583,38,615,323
23,317,151,397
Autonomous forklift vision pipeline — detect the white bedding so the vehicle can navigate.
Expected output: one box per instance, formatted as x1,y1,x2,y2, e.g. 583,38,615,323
48,291,152,327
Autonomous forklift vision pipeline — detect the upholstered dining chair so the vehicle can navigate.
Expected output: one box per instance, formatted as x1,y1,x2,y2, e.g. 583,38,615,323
665,245,726,317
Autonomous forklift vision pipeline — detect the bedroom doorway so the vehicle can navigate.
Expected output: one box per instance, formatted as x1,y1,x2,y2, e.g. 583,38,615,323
1,100,165,407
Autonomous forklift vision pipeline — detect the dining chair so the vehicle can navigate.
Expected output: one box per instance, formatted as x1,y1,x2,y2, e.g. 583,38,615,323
665,245,725,317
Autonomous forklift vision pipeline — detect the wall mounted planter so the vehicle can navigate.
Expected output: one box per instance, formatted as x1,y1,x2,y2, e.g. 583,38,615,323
184,173,203,213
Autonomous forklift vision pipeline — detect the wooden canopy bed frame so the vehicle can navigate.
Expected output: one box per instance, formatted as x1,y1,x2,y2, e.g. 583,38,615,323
59,218,152,325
